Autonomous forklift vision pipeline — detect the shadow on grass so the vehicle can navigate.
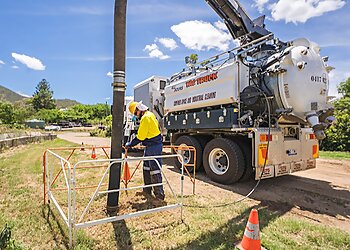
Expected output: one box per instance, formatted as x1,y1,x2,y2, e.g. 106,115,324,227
41,204,69,249
166,161,350,219
112,220,132,250
171,201,289,250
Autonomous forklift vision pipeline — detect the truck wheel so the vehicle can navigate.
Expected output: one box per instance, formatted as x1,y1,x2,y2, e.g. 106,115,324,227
194,135,212,172
174,135,203,172
237,140,254,181
203,138,245,184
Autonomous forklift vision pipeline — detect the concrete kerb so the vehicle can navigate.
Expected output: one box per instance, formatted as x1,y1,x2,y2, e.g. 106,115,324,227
0,133,56,151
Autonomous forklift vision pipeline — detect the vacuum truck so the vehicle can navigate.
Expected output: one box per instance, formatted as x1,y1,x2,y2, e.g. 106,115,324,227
130,0,335,185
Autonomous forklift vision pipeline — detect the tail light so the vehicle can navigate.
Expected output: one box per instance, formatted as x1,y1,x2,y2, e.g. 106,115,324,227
309,134,317,140
260,134,273,142
312,144,319,158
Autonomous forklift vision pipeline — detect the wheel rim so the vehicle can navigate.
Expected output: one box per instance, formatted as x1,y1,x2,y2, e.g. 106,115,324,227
177,143,191,165
208,148,229,175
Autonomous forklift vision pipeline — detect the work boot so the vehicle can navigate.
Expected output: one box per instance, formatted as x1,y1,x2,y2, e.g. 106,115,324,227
143,188,152,195
155,193,165,200
152,183,165,200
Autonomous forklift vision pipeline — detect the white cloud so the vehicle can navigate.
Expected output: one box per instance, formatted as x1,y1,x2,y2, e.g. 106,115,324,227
171,20,232,51
0,60,5,65
11,53,46,70
270,0,346,24
214,20,228,31
144,44,158,51
11,65,19,69
254,0,270,12
155,38,178,50
107,72,113,78
144,44,170,60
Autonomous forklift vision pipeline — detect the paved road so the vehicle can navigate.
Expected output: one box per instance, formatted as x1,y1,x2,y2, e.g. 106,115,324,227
58,132,111,147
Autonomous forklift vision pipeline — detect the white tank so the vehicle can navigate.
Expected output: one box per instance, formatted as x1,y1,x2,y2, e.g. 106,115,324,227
164,38,331,139
164,61,249,113
268,38,330,119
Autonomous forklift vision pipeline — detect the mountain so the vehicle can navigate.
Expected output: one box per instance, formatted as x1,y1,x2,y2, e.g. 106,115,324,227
56,99,80,109
0,85,26,103
0,85,80,108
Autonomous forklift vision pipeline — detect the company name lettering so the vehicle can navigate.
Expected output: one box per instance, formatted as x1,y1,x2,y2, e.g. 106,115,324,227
186,72,218,88
173,91,217,106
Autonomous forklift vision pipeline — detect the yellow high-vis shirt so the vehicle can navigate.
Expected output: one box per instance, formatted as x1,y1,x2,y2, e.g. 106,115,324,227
136,111,161,141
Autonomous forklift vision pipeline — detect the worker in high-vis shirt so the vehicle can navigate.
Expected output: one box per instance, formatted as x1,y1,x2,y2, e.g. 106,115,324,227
125,101,165,200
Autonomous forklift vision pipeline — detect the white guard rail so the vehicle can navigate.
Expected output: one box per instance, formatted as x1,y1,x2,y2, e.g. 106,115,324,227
44,150,184,249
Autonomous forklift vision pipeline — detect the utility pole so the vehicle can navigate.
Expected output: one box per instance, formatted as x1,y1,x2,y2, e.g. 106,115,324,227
105,97,110,117
107,0,127,214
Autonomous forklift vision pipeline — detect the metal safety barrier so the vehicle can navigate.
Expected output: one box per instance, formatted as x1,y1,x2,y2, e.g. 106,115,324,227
123,145,197,194
43,147,185,248
43,145,197,203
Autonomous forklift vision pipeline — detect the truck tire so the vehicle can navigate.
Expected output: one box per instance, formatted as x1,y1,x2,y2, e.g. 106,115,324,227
174,135,203,172
194,135,212,172
237,140,254,181
203,138,245,184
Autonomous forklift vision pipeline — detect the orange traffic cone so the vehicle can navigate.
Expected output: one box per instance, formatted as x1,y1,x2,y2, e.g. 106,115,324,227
236,209,265,250
91,147,97,159
122,162,131,183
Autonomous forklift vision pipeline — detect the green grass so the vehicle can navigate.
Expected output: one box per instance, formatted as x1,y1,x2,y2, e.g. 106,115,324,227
319,150,350,160
0,139,349,249
263,216,350,250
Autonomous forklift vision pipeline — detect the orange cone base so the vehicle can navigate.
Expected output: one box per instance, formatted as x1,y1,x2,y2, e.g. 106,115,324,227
235,242,266,250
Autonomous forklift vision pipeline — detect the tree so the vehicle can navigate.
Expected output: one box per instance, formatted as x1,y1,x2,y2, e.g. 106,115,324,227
37,109,64,123
13,100,35,124
32,79,56,111
321,77,350,151
63,104,109,123
189,53,198,64
0,102,15,124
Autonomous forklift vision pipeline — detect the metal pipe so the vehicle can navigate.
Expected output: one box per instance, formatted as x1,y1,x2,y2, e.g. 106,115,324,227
107,0,127,213
81,162,114,223
76,204,182,229
48,193,69,227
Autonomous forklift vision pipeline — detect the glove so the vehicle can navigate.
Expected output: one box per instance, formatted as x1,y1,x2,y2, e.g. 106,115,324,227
125,142,132,148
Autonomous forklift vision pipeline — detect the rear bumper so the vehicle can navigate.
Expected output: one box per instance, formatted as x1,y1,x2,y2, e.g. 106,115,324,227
253,128,318,180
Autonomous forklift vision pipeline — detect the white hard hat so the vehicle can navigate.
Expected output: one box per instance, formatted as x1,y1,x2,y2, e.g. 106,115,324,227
136,101,148,111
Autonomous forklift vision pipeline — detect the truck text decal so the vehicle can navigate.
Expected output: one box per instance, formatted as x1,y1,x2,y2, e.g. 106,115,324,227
173,91,217,106
185,72,218,88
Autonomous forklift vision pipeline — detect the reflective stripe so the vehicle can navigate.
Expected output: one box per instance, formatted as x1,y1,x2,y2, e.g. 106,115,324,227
143,166,151,171
150,170,161,175
244,222,260,240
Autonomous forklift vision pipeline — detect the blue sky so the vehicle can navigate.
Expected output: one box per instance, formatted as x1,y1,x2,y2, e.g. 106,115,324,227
0,0,349,104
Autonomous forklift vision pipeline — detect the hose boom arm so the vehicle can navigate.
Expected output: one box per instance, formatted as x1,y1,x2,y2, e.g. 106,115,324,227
206,0,271,42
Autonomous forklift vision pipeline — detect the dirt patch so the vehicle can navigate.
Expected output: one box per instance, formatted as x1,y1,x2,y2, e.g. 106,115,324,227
58,132,350,233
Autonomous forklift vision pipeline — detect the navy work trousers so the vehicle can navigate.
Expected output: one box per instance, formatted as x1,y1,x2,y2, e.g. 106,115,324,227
143,142,164,198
